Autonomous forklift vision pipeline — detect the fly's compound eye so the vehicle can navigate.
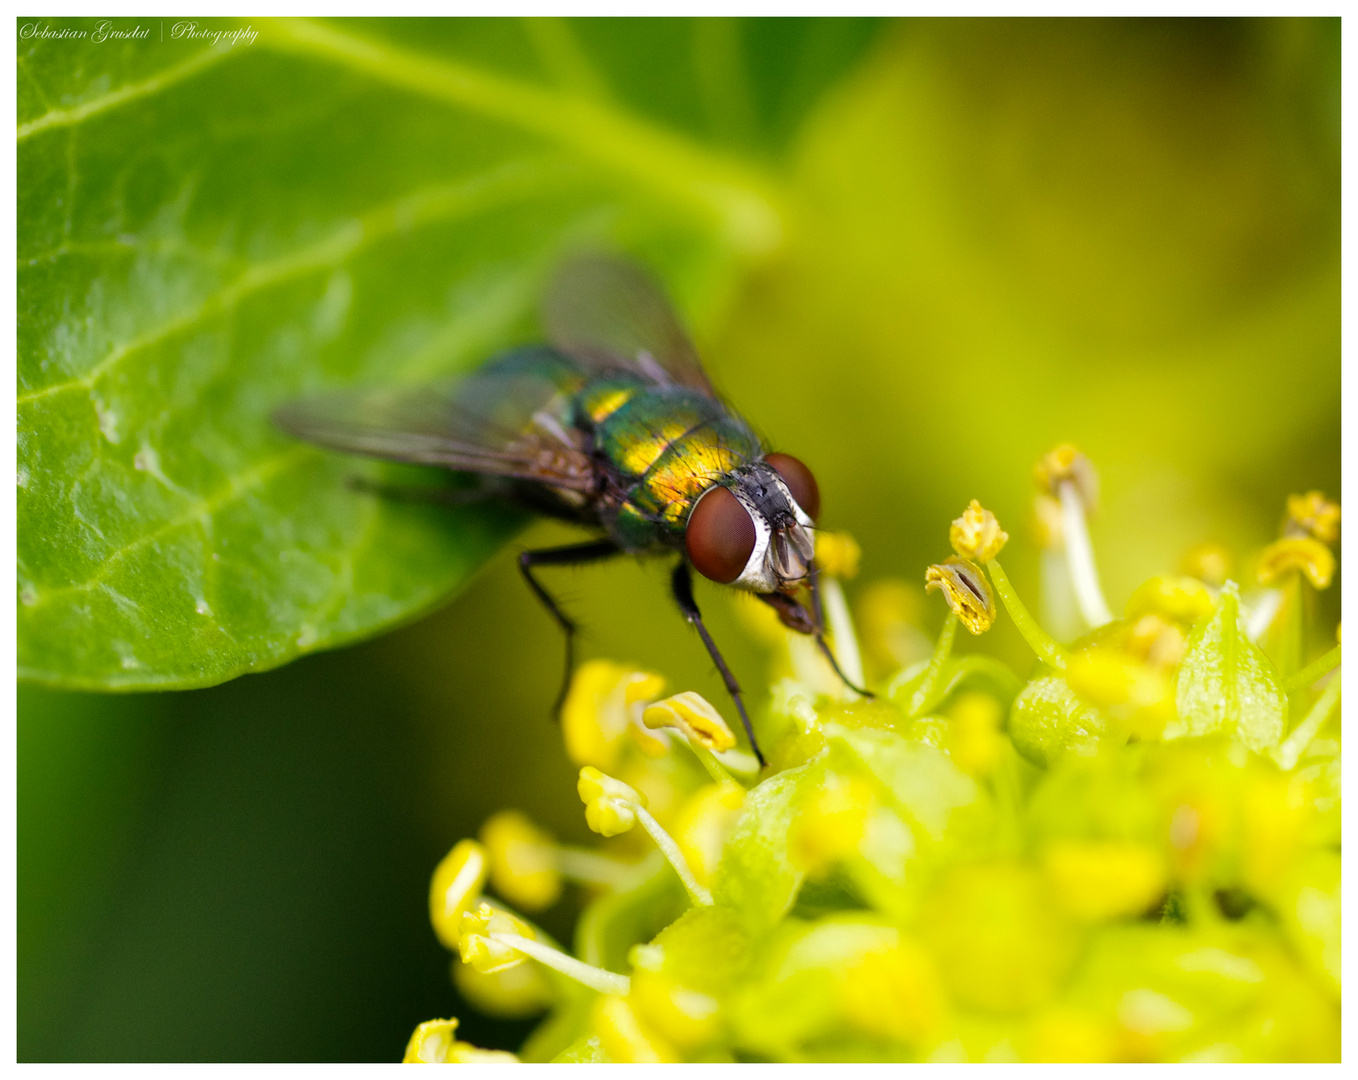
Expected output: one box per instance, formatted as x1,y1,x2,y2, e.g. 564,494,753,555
686,485,757,584
765,453,820,521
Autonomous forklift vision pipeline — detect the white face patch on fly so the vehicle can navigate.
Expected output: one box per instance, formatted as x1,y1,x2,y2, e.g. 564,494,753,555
730,473,815,592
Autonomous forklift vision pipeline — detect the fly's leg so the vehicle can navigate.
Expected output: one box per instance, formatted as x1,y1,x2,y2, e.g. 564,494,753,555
671,561,767,769
807,562,874,698
518,539,623,717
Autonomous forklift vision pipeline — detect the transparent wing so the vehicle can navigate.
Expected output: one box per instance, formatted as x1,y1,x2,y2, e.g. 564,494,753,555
541,253,716,393
273,347,595,492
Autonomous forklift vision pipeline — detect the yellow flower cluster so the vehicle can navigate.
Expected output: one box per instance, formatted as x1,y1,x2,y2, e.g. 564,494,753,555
401,466,1340,1064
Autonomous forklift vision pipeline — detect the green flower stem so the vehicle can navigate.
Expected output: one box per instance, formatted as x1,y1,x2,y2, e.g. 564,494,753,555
491,932,631,995
1058,480,1114,627
986,560,1070,670
1271,576,1306,679
821,576,866,690
635,806,712,906
554,847,644,889
689,742,739,788
909,611,957,719
1276,669,1342,771
1284,643,1342,694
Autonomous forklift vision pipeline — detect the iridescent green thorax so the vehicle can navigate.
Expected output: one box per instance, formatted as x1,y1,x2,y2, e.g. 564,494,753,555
572,376,763,551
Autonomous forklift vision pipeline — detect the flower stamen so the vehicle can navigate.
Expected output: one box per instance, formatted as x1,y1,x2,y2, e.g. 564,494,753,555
578,767,713,906
925,556,995,634
1035,445,1113,628
460,900,631,995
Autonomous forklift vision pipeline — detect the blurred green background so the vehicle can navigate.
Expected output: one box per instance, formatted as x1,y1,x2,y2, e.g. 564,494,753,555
18,17,1339,1061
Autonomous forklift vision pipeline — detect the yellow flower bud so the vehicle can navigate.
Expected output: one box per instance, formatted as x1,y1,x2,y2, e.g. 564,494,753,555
561,660,666,770
591,993,679,1063
815,530,862,578
1257,537,1335,589
1180,541,1232,587
642,692,736,752
402,1018,520,1064
578,766,646,837
429,839,489,951
403,1018,460,1063
1067,647,1171,717
1041,840,1167,921
949,499,1009,562
446,1046,518,1063
458,902,537,973
1034,443,1098,510
1125,575,1214,626
925,557,996,634
453,955,554,1019
480,811,562,912
1284,491,1340,544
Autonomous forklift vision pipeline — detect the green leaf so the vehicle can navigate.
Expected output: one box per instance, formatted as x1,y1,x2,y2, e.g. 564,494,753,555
18,17,875,689
712,762,817,931
549,1036,611,1064
1171,582,1286,753
825,724,979,841
648,903,753,995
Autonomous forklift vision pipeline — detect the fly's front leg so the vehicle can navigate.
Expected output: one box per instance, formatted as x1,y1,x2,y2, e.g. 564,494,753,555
671,561,767,769
518,539,622,717
807,562,874,698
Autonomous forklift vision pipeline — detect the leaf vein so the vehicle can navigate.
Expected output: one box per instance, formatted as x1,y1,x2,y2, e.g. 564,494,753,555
267,18,785,253
17,159,562,405
17,46,237,140
25,445,314,609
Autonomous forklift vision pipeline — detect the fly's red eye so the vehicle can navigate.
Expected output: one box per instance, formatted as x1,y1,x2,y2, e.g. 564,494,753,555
686,485,756,584
765,453,820,521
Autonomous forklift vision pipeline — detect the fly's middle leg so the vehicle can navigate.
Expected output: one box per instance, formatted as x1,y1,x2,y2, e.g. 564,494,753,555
518,539,622,718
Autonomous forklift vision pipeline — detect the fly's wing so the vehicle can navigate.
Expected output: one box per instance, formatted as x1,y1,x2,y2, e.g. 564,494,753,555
541,253,716,394
273,347,595,492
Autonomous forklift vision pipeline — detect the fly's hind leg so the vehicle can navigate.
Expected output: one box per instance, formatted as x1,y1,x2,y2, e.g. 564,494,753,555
671,561,767,769
518,539,623,717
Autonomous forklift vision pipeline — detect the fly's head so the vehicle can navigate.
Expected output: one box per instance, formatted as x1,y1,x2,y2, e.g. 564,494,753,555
685,454,821,594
